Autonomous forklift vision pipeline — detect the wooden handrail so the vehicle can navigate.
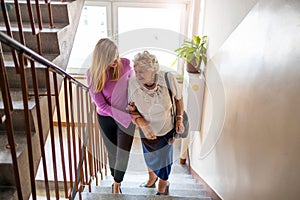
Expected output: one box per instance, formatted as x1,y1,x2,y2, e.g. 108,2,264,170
0,31,106,199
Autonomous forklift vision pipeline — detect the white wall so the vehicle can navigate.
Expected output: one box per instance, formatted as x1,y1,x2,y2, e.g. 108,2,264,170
190,0,300,199
200,0,258,58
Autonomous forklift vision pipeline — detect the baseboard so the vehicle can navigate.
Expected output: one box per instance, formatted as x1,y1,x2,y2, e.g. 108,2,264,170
189,166,222,200
53,121,86,127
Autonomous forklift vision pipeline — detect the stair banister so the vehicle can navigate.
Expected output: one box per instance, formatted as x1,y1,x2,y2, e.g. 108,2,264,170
0,31,106,199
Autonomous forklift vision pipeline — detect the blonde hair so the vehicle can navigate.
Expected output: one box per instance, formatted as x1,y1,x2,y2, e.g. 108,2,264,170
89,38,121,92
133,51,159,73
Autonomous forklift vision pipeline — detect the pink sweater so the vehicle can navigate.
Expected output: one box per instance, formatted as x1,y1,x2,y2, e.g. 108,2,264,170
87,58,133,128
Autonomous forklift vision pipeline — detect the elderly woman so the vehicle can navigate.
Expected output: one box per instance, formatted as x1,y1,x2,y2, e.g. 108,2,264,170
128,51,185,195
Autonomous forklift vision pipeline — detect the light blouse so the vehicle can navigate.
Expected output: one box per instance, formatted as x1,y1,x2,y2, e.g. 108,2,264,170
128,71,182,136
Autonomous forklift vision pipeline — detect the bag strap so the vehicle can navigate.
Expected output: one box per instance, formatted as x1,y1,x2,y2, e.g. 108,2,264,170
164,72,175,119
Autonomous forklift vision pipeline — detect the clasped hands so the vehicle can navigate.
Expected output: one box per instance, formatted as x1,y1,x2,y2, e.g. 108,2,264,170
127,102,185,140
127,102,156,140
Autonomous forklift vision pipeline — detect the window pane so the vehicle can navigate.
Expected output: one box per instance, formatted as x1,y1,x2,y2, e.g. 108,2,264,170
67,6,107,74
118,7,181,33
117,6,183,72
123,49,176,71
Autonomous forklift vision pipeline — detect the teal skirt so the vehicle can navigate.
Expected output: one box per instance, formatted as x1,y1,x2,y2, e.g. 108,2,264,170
139,128,175,180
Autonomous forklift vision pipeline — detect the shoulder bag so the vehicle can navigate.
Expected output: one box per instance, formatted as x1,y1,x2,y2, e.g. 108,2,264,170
164,72,189,138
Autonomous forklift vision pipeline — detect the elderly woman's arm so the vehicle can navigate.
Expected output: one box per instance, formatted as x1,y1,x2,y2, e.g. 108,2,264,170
174,98,185,134
128,102,157,140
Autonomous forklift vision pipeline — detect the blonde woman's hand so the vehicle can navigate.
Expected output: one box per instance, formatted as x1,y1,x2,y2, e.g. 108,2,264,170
128,102,140,115
128,102,143,126
127,102,137,112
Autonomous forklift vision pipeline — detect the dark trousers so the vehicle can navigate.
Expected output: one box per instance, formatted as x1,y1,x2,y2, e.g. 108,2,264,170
97,114,135,183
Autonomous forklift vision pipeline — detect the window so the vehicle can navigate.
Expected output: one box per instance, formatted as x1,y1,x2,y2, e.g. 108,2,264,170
67,4,109,75
67,0,190,75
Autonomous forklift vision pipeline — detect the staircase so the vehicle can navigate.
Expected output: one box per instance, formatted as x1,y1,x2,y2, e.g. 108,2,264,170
0,1,215,200
0,0,84,69
77,136,213,200
0,0,85,199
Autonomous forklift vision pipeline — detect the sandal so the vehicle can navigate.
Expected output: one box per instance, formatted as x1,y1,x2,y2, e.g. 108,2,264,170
139,177,158,188
156,181,169,195
112,183,122,194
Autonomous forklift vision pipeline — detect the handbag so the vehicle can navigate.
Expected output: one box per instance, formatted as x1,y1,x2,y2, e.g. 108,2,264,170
164,72,189,138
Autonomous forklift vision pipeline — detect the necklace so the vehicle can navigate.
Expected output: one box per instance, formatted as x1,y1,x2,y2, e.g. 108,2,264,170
144,82,156,88
141,84,161,98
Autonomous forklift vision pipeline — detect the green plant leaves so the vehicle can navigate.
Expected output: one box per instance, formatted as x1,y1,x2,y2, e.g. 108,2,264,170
174,35,207,68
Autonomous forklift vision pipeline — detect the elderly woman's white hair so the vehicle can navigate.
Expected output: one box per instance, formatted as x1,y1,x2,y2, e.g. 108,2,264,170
133,51,159,73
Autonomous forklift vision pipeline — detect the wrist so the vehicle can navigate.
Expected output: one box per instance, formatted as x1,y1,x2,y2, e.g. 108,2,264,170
137,118,148,127
176,115,183,123
133,117,141,125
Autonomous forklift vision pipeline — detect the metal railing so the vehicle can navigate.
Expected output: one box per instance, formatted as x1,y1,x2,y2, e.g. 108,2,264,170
0,29,106,200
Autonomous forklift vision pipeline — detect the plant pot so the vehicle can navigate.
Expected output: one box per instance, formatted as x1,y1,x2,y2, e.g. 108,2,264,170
186,59,201,74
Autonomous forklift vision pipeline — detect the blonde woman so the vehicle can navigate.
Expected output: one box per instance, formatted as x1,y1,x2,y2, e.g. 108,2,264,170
87,38,136,194
128,51,185,195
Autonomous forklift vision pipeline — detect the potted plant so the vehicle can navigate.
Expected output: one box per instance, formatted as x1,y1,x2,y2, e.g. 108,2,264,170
174,35,207,74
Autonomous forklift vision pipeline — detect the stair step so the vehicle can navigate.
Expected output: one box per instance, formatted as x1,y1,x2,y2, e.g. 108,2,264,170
1,52,58,90
104,173,198,185
0,133,27,186
2,52,59,65
89,184,207,198
0,92,37,132
2,64,49,89
0,133,27,163
94,179,203,191
79,193,212,200
1,0,72,25
0,22,69,33
0,27,61,55
0,186,18,200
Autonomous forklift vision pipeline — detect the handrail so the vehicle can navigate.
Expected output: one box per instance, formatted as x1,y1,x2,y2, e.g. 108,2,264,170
0,30,107,199
0,0,107,199
0,31,88,89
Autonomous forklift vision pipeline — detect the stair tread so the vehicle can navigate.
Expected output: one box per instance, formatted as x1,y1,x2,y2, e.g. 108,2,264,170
91,185,206,196
93,180,203,191
0,96,36,110
0,186,17,200
0,24,66,32
106,173,197,184
5,0,74,5
2,52,59,66
79,193,212,200
0,133,28,163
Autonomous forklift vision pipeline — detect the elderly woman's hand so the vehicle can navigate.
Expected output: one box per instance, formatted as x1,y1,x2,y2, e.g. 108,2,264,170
175,117,185,134
132,115,156,140
140,124,157,140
